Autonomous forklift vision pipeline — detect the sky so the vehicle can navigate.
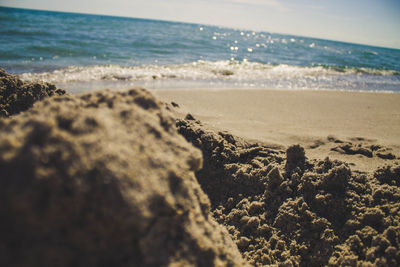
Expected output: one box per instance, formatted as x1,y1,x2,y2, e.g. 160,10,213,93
1,0,400,49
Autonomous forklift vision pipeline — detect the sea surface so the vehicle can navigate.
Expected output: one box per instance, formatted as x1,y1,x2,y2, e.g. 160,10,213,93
1,7,400,93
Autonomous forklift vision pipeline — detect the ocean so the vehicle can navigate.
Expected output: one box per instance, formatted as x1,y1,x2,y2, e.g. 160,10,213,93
1,6,400,93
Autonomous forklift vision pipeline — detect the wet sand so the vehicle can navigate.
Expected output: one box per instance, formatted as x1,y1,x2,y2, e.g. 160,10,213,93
155,89,400,172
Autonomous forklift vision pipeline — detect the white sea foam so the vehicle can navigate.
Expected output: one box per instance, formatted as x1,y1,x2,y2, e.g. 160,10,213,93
20,60,398,84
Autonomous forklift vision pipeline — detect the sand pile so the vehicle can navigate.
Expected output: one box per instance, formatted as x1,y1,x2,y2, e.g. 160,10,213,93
0,68,65,117
177,118,400,266
0,87,245,266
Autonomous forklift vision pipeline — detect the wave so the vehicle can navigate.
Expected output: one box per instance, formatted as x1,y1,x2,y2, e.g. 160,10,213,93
19,61,400,84
0,29,53,37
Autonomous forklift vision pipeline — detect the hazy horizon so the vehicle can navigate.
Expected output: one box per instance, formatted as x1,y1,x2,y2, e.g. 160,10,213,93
1,0,400,50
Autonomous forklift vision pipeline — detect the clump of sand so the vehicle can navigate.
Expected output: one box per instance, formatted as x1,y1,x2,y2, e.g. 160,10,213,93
330,138,398,160
177,118,400,266
0,68,65,117
0,88,245,266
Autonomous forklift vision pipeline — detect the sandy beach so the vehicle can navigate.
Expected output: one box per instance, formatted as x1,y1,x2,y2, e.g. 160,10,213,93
156,89,400,172
2,3,400,266
1,68,400,266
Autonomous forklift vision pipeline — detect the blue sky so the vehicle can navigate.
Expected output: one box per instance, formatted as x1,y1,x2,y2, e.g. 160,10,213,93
1,0,400,49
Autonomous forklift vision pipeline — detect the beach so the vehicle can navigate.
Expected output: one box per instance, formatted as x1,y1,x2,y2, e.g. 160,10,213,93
2,6,400,267
155,89,400,172
1,69,400,266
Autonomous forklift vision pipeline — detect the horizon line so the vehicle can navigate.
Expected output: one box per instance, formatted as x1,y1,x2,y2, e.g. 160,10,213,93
1,5,400,51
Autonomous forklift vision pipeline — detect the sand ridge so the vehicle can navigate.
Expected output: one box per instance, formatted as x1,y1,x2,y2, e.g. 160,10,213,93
156,88,400,172
176,117,400,266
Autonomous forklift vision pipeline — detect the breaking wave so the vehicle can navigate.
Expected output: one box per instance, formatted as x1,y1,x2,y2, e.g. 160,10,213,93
20,61,400,84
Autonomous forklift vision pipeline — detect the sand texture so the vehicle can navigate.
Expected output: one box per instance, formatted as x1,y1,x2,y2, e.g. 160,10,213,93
156,89,400,173
0,68,65,117
1,71,399,266
177,118,400,266
0,86,245,266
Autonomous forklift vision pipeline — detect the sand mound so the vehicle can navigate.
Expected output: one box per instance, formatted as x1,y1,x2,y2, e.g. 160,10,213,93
177,119,400,266
0,88,245,266
0,68,65,117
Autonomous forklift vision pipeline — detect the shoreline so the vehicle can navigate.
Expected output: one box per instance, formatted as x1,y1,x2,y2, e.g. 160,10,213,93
56,80,400,94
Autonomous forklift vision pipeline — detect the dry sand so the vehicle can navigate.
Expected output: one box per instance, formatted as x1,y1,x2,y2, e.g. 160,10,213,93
156,89,400,266
1,69,400,266
155,89,400,172
0,85,245,266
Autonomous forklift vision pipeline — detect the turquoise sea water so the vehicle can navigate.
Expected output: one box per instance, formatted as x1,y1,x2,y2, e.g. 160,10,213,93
1,7,400,93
